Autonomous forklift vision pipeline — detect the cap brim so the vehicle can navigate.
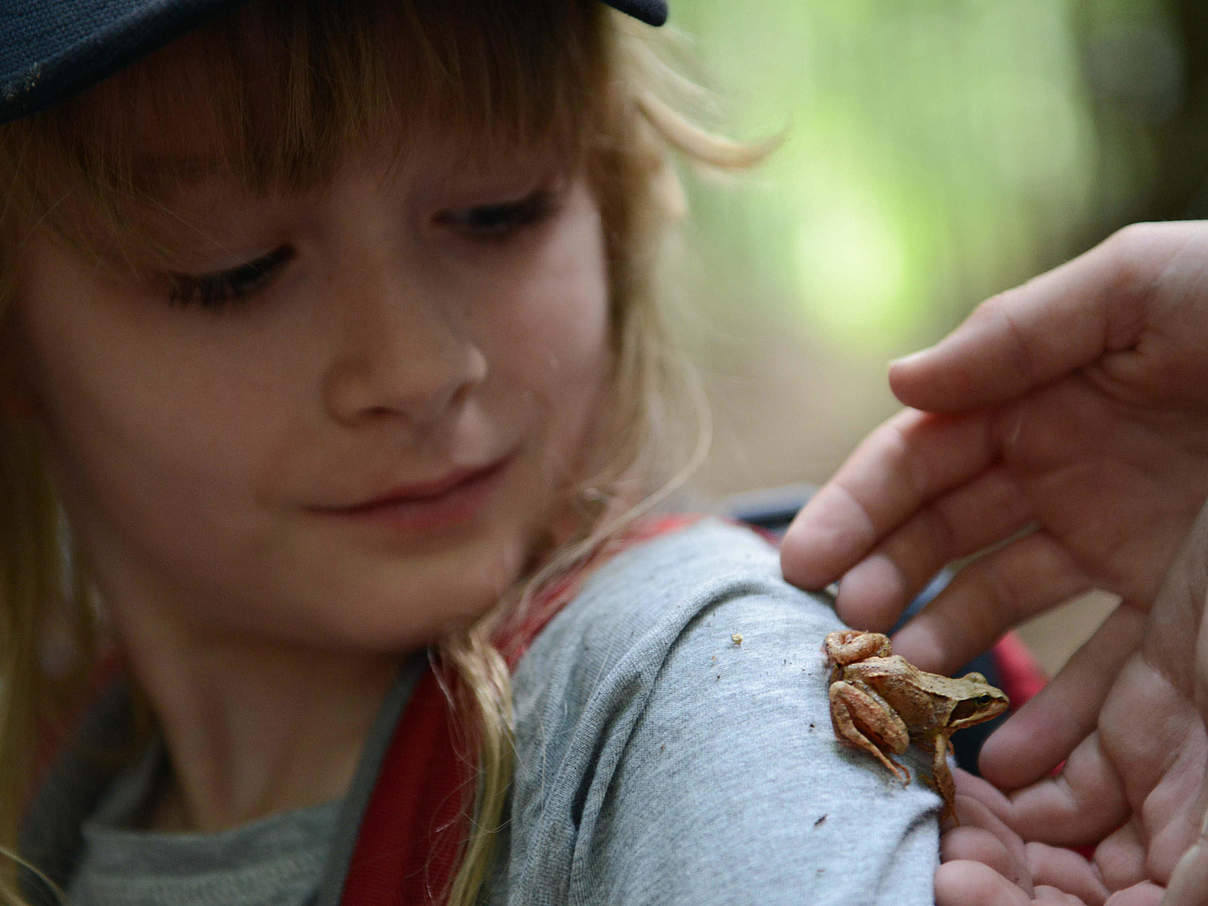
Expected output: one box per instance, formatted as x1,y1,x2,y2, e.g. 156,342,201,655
602,0,668,26
0,0,667,125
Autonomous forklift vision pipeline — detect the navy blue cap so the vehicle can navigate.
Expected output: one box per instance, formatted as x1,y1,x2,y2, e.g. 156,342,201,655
0,0,668,125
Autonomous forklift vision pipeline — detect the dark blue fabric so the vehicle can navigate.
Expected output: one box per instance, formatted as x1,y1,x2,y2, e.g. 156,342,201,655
598,0,667,26
0,0,669,124
1,0,236,123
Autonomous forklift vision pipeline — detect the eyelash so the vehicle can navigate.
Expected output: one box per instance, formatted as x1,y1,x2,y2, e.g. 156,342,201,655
165,189,560,311
168,245,295,310
435,188,560,238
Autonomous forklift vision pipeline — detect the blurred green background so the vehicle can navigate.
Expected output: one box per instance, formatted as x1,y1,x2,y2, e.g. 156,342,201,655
670,0,1207,502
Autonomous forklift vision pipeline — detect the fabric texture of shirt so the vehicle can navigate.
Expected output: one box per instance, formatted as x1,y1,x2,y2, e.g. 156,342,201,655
23,517,940,905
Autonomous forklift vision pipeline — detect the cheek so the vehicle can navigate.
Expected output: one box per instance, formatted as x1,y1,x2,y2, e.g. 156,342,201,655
28,317,230,496
497,195,612,431
503,262,611,464
15,241,282,557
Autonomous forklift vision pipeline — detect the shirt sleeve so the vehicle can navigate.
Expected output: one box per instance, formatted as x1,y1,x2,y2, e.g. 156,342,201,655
496,520,939,906
570,588,939,905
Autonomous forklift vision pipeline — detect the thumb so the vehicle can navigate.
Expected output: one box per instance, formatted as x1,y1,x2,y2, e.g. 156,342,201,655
889,233,1147,413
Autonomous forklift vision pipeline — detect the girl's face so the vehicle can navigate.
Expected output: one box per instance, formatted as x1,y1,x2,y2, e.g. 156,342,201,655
12,135,612,653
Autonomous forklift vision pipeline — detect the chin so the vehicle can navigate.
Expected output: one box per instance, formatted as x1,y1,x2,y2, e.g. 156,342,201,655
322,546,529,652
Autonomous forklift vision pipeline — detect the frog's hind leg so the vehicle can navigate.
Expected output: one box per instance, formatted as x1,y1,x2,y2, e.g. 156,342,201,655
828,681,911,786
824,630,893,667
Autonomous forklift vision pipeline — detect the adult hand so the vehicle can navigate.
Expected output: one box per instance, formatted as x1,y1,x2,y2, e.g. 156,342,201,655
780,221,1208,784
934,501,1208,906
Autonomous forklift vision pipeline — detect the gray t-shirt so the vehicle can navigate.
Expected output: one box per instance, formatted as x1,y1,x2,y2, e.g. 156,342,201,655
26,518,940,905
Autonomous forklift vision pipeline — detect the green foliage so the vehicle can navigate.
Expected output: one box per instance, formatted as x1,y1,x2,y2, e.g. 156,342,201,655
673,0,1176,354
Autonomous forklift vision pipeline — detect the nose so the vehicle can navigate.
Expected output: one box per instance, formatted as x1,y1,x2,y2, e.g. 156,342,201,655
321,264,487,431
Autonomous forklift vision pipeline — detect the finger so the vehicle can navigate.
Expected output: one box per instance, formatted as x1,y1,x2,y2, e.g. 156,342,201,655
954,769,1021,820
980,606,1143,788
1118,710,1207,877
780,408,996,590
954,768,1120,897
1033,888,1101,906
1103,885,1164,906
942,826,1021,879
889,531,1094,674
935,861,1037,906
1026,842,1112,905
1194,564,1208,712
1096,820,1154,893
944,773,1030,878
888,230,1153,414
1164,808,1208,906
832,465,1034,632
1142,501,1208,692
1004,732,1131,847
1044,650,1206,874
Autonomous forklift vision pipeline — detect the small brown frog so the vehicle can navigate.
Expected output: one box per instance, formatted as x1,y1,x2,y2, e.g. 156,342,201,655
824,629,1009,821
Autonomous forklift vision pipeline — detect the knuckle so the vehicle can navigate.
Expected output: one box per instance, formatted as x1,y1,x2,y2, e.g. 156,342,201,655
958,561,1015,640
967,286,1040,386
918,504,960,570
881,413,933,504
1099,223,1161,307
997,304,1038,387
874,425,917,507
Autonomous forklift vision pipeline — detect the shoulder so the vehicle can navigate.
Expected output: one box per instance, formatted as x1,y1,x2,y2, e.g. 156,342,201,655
494,518,939,906
511,518,844,747
522,516,838,669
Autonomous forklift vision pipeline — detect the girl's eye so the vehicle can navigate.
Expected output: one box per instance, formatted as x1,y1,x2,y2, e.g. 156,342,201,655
435,188,559,239
167,245,295,310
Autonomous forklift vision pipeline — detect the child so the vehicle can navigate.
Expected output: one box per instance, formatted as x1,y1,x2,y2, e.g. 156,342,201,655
1,1,940,903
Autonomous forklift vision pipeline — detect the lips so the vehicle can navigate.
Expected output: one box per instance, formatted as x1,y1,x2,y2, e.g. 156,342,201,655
333,460,506,513
310,454,513,534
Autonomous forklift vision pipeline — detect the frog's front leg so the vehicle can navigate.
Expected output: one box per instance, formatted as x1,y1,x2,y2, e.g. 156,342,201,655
828,680,911,785
929,732,957,823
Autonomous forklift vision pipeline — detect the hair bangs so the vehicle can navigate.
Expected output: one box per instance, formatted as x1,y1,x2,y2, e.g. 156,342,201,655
0,0,607,276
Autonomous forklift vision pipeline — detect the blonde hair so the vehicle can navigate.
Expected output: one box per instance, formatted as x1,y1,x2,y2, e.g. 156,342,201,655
0,1,762,902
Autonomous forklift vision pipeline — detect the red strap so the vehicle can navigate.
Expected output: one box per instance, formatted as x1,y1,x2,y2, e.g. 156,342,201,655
991,631,1048,708
339,667,468,905
339,514,699,904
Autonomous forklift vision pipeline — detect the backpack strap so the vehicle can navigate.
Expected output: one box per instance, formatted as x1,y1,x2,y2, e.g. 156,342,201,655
338,665,467,905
